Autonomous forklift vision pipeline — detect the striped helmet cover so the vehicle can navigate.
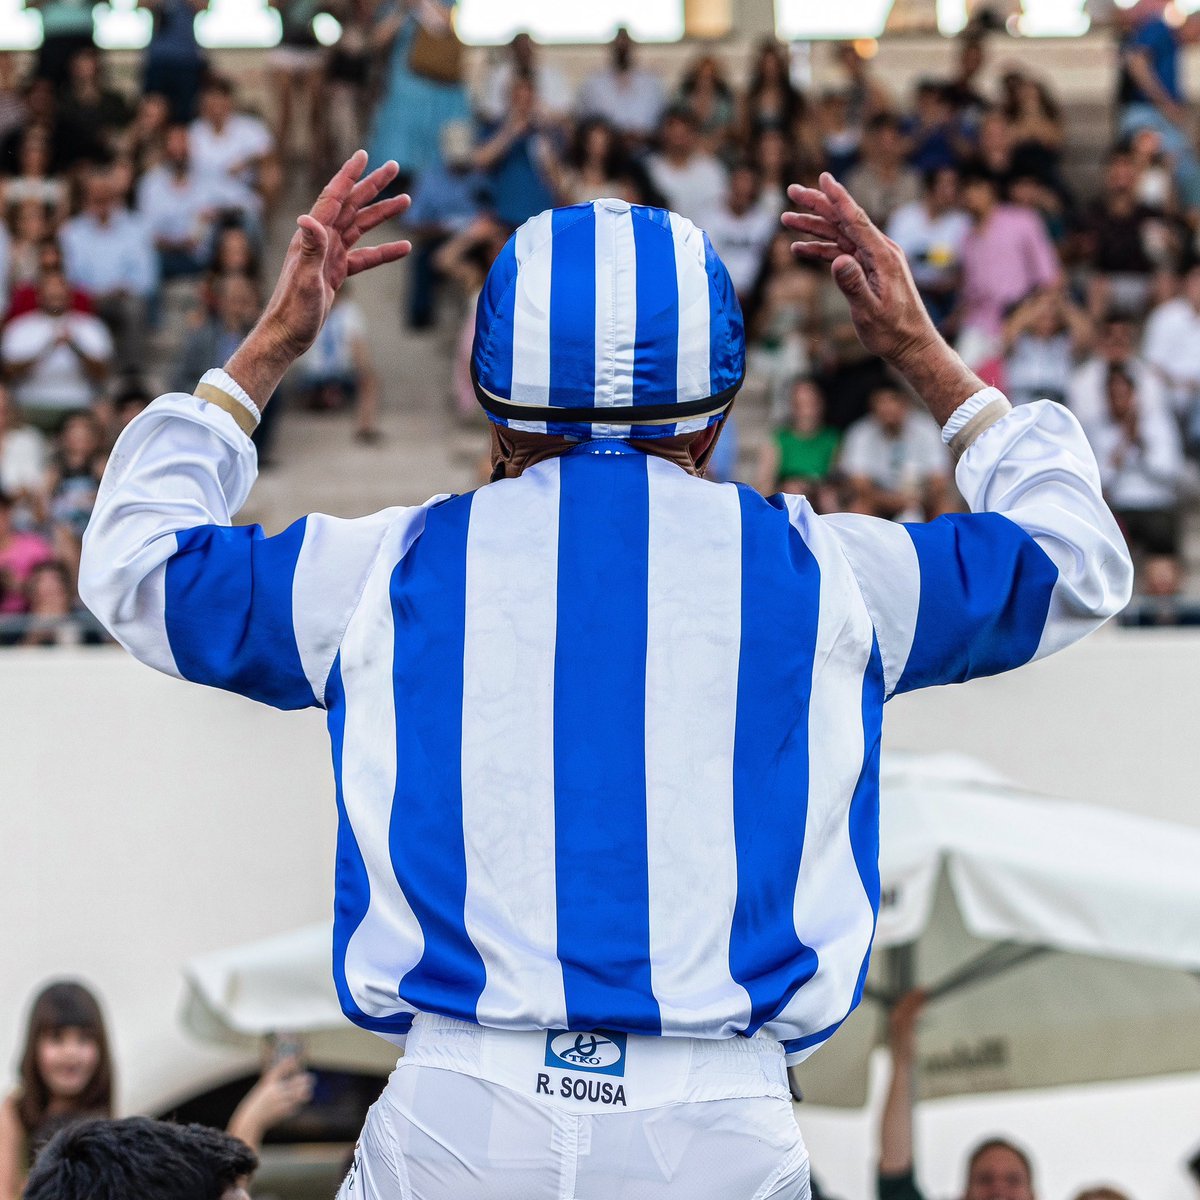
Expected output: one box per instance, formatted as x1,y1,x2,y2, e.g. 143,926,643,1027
471,198,746,440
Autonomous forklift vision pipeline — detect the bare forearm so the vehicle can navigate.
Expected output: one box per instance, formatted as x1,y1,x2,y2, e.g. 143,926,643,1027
879,1052,916,1174
888,334,986,428
223,320,296,412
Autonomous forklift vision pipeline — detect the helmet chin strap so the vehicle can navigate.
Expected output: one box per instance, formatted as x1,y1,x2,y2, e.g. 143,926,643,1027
488,399,736,482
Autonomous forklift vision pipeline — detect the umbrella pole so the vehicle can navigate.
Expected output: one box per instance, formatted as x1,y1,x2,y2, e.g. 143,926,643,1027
887,944,918,1112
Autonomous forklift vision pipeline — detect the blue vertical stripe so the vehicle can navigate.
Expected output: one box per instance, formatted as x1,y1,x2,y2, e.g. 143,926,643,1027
704,230,744,397
630,209,679,438
547,205,596,439
895,513,1058,694
474,232,518,402
164,518,317,709
729,488,821,1035
553,450,660,1033
390,494,488,1021
327,654,414,1036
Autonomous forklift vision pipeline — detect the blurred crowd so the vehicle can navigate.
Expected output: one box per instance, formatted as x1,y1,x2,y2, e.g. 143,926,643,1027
5,0,1200,639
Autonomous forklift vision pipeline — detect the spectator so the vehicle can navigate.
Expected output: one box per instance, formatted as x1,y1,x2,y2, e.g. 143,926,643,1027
0,384,47,508
999,69,1066,192
21,557,104,644
753,126,807,215
1003,286,1093,407
1090,362,1186,596
831,40,891,130
1127,125,1176,212
45,408,106,552
557,118,633,206
110,377,151,433
704,164,776,301
840,382,950,520
0,53,25,146
1141,262,1200,444
816,89,860,178
1,269,112,433
3,203,53,297
172,272,261,396
138,0,209,124
945,30,989,123
886,166,970,331
121,90,172,178
904,80,959,174
739,40,805,143
1116,0,1200,213
473,71,560,230
59,45,134,160
367,0,471,189
403,119,489,328
1,127,69,225
6,240,93,323
0,490,53,620
324,0,376,166
59,168,158,371
0,980,114,1199
188,77,276,212
227,1054,314,1154
756,376,840,509
956,165,1060,380
1082,147,1178,318
478,32,572,127
27,0,100,86
0,77,92,175
23,1118,257,1200
846,112,922,228
576,27,667,143
645,107,728,225
267,0,329,166
293,287,383,442
675,53,736,152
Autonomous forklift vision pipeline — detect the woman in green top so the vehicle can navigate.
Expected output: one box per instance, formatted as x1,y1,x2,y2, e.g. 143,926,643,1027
756,376,841,511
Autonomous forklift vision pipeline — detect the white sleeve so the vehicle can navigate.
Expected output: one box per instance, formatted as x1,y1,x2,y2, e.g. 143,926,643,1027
79,371,409,710
824,388,1133,698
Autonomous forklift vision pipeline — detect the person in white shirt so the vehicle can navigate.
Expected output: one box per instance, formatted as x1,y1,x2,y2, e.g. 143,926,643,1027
702,164,776,300
1,270,112,431
0,382,47,507
645,108,728,226
1141,262,1200,443
885,165,971,331
59,168,157,371
840,381,951,520
576,27,666,143
479,33,572,127
189,76,278,207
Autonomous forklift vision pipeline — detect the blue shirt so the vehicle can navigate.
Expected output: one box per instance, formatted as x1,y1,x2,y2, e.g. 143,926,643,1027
1123,17,1181,104
406,163,490,232
482,126,558,230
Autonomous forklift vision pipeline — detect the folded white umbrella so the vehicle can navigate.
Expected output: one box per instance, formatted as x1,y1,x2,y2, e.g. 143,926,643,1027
183,754,1200,1103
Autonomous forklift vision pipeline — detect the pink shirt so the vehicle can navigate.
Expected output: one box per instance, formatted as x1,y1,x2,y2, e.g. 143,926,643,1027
0,531,54,613
960,204,1061,337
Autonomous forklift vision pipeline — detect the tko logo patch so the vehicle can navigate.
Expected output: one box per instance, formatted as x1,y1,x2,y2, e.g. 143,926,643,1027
544,1030,627,1077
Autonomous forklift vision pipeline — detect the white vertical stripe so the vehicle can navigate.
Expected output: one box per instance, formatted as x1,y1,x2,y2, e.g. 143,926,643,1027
822,513,921,696
460,460,568,1029
594,205,635,438
767,500,878,1053
670,211,712,407
339,507,433,1023
509,210,554,436
643,459,752,1036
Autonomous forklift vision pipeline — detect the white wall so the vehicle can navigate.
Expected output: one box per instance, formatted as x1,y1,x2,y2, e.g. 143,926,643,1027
4,629,1200,1193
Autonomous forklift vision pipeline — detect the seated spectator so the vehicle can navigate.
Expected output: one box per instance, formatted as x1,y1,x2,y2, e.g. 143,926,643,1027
840,383,950,520
753,126,808,215
1068,309,1172,443
675,54,736,153
878,988,1038,1200
1081,148,1178,318
903,80,958,174
1,76,96,175
59,46,133,160
28,0,100,87
556,118,634,206
59,168,157,371
474,72,561,231
816,89,861,178
0,981,114,1197
845,113,922,228
832,39,891,128
404,120,490,329
1003,286,1093,407
4,203,54,298
0,490,53,619
172,272,261,398
1,269,112,433
739,40,805,144
292,288,383,443
756,376,840,510
957,165,1061,381
189,77,277,212
576,27,666,144
945,30,989,126
23,1118,257,1200
886,166,970,331
645,107,728,225
1090,362,1186,596
1127,126,1176,213
6,240,94,323
21,558,104,645
478,32,571,128
121,91,172,178
45,409,105,552
0,383,47,511
999,69,1066,194
1141,262,1200,445
0,126,69,226
701,165,775,301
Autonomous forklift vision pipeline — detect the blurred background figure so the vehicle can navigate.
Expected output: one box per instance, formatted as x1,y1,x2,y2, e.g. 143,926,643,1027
756,375,840,512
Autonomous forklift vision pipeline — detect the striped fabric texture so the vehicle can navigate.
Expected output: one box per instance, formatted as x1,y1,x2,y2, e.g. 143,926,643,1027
471,200,745,439
79,391,1132,1063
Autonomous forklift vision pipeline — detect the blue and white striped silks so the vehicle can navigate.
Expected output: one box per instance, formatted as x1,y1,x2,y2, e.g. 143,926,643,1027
79,388,1132,1064
470,200,745,440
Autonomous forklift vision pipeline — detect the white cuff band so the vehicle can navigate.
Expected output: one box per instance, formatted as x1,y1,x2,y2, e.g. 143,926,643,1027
942,387,1012,462
196,369,261,435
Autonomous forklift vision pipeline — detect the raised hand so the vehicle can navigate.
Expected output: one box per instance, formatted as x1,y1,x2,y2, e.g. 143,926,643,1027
783,172,936,368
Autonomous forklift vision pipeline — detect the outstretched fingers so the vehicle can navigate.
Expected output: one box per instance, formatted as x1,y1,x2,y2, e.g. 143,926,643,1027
790,239,843,263
348,193,411,244
818,171,882,253
347,239,412,277
782,210,854,252
335,160,401,233
310,149,369,229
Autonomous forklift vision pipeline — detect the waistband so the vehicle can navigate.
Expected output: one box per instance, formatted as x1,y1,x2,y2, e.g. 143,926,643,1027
395,1014,791,1113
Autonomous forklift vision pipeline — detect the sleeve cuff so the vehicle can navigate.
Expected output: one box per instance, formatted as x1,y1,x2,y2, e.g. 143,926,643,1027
195,368,261,436
941,386,1012,461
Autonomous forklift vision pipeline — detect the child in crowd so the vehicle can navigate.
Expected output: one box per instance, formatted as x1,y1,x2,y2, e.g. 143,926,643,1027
0,981,115,1200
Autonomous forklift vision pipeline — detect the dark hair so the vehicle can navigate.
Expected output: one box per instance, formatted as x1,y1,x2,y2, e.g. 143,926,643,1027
922,163,959,190
16,982,114,1135
24,1118,258,1200
202,75,234,98
1106,362,1135,391
966,1137,1034,1186
567,117,629,179
865,111,902,136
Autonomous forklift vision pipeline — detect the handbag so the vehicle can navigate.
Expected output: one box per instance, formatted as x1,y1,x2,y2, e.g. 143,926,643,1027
408,10,464,85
